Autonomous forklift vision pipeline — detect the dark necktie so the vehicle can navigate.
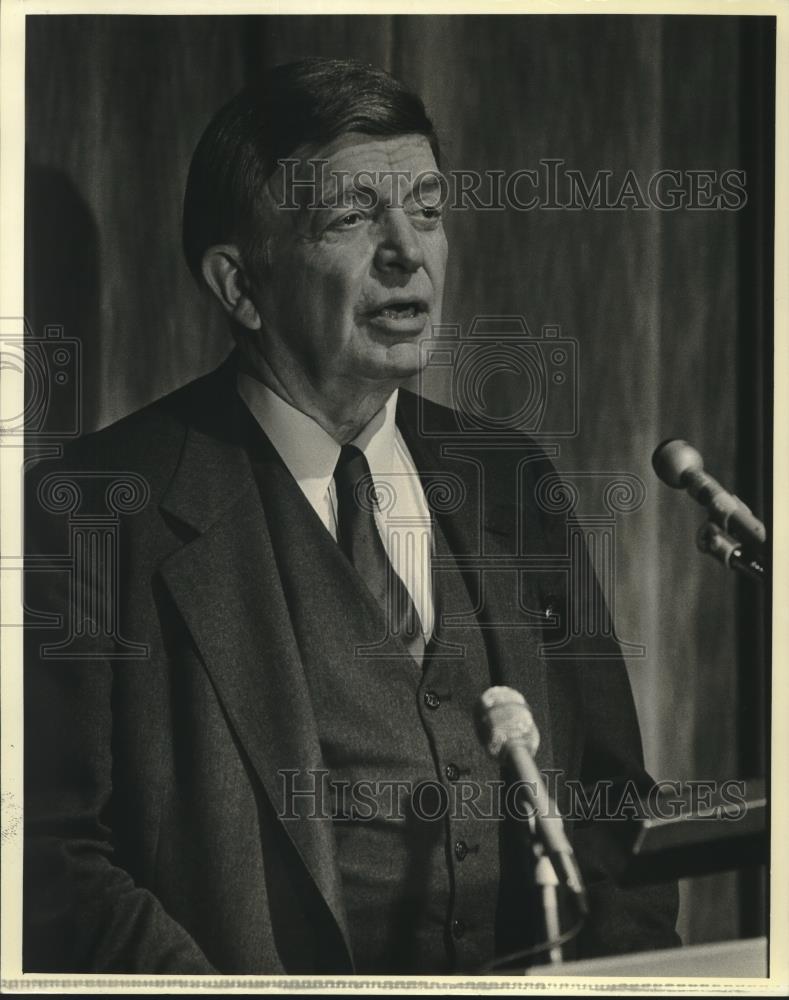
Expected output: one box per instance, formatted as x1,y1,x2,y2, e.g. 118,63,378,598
333,444,425,663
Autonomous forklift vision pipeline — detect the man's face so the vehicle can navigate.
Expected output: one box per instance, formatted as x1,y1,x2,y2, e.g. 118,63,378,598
245,132,448,392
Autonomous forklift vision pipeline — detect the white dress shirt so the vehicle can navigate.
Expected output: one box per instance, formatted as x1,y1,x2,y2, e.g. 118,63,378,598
238,373,434,641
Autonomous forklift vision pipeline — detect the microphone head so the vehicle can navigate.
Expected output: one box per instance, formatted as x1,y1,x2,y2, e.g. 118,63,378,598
652,438,704,489
475,686,540,760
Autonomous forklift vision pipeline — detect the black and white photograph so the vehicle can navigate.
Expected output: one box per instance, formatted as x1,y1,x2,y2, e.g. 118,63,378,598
1,1,785,992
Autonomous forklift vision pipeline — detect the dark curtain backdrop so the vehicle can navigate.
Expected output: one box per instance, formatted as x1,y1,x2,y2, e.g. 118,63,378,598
25,13,772,949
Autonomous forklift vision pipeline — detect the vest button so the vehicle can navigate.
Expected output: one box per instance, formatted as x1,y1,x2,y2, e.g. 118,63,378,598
452,918,466,939
424,690,441,710
445,763,460,782
454,839,468,861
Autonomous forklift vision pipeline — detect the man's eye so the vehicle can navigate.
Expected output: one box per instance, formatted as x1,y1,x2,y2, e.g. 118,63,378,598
409,204,443,225
332,210,366,229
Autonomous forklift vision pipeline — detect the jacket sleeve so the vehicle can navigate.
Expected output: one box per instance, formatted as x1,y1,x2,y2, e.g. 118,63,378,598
23,457,218,974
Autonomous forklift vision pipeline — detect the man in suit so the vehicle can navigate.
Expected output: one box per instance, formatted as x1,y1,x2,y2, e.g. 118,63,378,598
24,57,680,974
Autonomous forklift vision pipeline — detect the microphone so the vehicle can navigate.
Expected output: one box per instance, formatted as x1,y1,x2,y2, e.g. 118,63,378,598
475,686,587,912
652,439,765,556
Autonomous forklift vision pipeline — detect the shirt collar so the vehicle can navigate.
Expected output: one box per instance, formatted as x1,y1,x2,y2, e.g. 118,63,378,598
237,372,399,505
350,388,398,480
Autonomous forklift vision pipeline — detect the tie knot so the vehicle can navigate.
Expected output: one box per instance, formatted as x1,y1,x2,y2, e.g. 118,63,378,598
336,443,365,470
334,445,379,511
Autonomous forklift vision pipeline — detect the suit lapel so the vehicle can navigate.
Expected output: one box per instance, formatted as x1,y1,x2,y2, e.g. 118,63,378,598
157,368,352,963
396,391,556,772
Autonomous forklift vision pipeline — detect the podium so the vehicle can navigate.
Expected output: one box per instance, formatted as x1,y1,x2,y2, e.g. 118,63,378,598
621,776,766,883
528,937,767,977
529,778,768,977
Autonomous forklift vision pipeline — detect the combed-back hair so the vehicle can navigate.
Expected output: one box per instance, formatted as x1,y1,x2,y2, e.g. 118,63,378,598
182,57,440,282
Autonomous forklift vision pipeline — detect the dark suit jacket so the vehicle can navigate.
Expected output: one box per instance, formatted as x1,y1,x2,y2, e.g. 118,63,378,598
23,352,680,973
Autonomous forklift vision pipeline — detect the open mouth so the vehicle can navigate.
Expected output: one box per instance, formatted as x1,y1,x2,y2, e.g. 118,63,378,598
377,303,422,319
369,299,428,320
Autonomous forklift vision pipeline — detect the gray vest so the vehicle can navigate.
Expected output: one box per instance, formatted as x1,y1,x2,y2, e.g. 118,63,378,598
251,434,539,973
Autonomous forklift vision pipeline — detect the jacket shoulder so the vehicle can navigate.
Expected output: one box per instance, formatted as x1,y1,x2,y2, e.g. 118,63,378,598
399,387,559,473
28,358,234,481
23,357,240,534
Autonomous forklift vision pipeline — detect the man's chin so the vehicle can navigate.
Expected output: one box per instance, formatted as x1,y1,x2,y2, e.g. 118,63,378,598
371,341,428,381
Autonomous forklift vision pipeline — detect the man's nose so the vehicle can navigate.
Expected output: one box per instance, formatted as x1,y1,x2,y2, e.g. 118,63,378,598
373,210,425,274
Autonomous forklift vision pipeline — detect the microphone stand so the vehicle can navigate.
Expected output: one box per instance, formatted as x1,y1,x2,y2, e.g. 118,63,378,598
697,521,766,582
527,816,563,964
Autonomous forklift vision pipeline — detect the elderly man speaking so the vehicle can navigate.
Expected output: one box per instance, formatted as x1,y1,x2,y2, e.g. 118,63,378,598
23,57,679,975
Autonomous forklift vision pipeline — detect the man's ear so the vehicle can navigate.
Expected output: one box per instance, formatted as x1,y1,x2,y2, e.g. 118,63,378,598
201,245,262,331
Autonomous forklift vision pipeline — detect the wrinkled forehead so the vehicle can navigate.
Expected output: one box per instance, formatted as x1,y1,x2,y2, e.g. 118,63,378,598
264,131,442,213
